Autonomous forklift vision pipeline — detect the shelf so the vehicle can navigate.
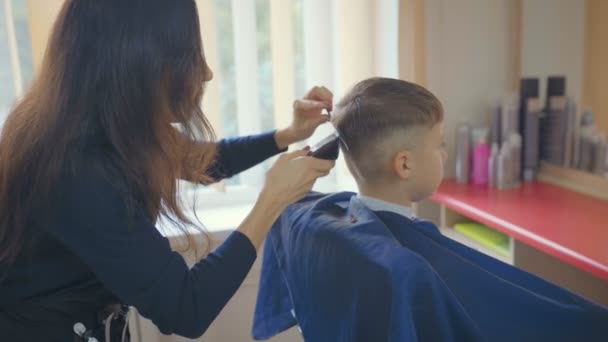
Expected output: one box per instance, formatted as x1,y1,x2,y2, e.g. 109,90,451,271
430,179,608,281
439,226,513,265
454,223,511,257
538,162,608,200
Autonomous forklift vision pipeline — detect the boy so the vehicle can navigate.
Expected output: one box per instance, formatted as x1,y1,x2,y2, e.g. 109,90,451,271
332,77,446,215
253,78,608,342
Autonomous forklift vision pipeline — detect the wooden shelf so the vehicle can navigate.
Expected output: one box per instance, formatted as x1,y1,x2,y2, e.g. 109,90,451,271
538,162,608,200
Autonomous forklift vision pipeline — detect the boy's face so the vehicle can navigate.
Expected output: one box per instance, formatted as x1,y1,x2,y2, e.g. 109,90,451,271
408,122,447,202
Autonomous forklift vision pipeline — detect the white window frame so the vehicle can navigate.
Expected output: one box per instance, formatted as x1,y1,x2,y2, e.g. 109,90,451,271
4,0,23,96
186,0,401,213
1,0,25,126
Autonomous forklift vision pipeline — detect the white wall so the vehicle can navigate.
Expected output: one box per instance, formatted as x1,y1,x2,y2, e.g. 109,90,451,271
425,0,517,178
521,0,586,106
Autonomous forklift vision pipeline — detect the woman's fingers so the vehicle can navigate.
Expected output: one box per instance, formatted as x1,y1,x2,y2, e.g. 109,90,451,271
295,179,317,198
281,147,311,161
305,86,334,108
297,158,334,182
306,157,336,172
264,150,334,206
305,169,331,182
293,99,328,112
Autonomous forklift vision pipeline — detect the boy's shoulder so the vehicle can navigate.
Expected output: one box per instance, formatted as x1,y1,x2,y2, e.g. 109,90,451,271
287,191,436,264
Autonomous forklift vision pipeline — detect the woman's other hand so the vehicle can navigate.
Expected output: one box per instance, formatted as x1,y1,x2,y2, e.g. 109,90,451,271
240,147,334,248
274,86,334,149
261,147,335,209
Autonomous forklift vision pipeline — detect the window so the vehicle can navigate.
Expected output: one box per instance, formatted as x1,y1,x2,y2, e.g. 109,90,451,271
186,0,400,210
183,0,401,209
186,0,315,206
0,0,33,125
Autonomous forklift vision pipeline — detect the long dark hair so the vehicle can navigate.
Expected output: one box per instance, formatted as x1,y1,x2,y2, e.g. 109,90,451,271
0,0,216,264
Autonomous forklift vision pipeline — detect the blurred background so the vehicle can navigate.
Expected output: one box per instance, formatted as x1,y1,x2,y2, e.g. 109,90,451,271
1,1,606,341
3,1,606,203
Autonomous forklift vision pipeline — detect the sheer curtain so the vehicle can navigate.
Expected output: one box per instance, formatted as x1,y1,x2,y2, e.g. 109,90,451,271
0,0,34,126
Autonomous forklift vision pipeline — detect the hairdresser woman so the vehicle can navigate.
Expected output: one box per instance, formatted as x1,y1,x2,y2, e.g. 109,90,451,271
0,1,334,341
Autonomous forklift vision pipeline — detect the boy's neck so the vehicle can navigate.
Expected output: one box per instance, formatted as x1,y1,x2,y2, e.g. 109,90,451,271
358,183,413,208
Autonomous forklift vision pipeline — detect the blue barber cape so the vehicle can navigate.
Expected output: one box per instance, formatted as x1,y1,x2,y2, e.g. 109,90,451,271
253,192,608,341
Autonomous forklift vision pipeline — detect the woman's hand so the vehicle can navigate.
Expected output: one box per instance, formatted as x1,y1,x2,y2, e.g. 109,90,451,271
239,147,335,248
260,147,335,210
274,86,334,149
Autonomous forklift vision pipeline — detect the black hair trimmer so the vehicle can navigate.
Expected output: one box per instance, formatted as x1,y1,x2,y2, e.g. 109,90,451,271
307,110,348,160
307,131,341,160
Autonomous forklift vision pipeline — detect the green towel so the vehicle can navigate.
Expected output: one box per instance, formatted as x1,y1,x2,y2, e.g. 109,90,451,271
454,223,511,258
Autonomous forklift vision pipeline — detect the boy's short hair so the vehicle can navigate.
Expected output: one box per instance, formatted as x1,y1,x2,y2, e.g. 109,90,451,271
332,77,443,181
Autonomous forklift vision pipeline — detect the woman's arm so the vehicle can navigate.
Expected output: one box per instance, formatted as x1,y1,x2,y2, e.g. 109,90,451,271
48,170,284,338
180,85,334,183
48,149,332,338
180,129,297,183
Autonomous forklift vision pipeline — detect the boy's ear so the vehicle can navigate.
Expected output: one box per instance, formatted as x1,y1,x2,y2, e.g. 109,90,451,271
392,150,413,180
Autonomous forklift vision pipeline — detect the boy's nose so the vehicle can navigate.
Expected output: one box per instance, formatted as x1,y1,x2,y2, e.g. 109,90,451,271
204,64,214,82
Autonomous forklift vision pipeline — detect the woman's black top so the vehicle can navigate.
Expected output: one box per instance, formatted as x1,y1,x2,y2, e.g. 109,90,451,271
0,131,285,341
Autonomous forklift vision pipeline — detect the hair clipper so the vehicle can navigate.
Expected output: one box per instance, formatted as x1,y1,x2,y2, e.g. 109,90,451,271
307,131,341,160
